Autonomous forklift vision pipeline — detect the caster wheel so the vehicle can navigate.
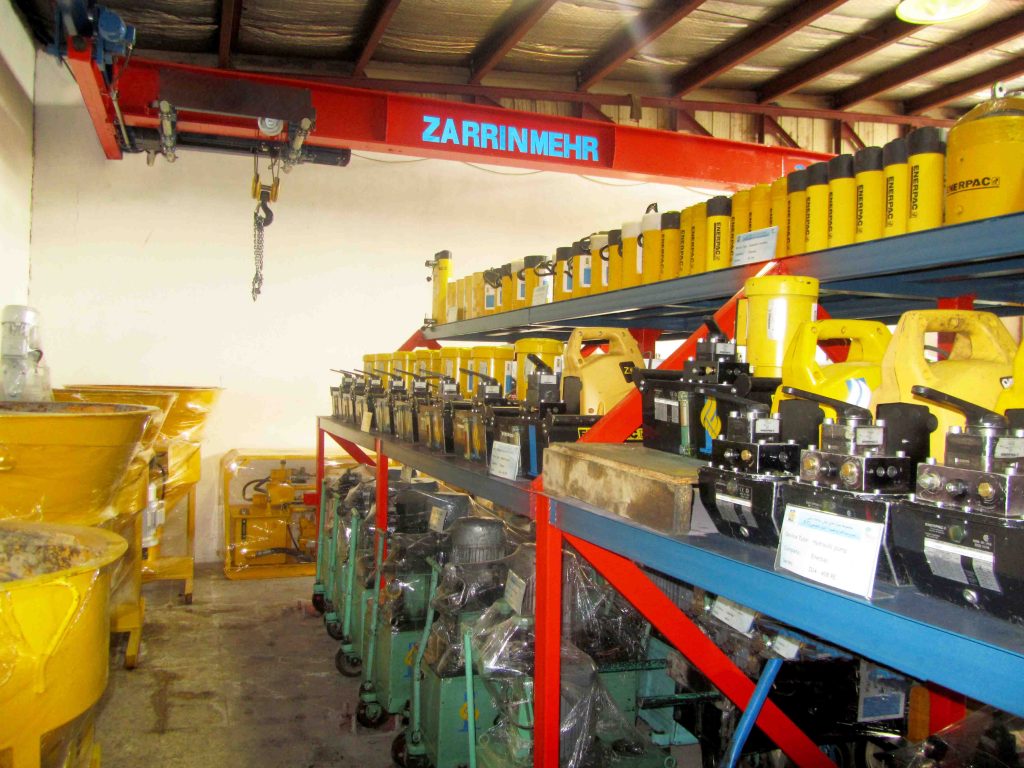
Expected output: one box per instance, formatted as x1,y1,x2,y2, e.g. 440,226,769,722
325,620,344,640
335,647,362,677
391,733,408,768
357,700,388,729
312,593,326,614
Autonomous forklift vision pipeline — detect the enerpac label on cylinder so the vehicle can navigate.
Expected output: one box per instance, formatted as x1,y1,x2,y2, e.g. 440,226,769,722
421,115,599,161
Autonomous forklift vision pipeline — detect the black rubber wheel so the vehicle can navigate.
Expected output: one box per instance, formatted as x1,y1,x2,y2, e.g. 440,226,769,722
335,647,363,677
357,700,388,729
325,620,345,640
312,592,326,614
391,732,408,768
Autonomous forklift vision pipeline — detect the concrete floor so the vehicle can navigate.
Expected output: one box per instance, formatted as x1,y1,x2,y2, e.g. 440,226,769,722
97,566,396,768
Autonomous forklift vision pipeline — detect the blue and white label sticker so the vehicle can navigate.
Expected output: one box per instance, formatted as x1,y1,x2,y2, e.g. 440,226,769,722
732,226,778,266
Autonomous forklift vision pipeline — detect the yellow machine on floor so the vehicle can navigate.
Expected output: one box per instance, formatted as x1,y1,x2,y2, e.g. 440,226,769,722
0,520,127,768
222,452,324,579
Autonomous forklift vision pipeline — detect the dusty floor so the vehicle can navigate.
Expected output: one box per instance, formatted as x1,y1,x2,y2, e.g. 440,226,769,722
97,566,396,768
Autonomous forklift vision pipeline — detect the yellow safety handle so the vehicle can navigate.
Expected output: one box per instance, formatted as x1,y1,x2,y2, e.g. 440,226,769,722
566,328,641,367
894,310,1016,365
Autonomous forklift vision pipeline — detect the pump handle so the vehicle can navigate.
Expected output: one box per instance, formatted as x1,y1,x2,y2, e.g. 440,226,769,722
393,367,427,381
331,369,359,377
694,386,769,413
370,367,394,379
910,385,1007,428
460,367,498,385
527,354,553,374
781,386,872,420
702,315,728,342
483,268,503,288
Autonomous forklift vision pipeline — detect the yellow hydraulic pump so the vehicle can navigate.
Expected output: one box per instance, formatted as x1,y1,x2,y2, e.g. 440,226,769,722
512,338,564,402
872,309,1018,461
562,328,644,416
772,319,893,420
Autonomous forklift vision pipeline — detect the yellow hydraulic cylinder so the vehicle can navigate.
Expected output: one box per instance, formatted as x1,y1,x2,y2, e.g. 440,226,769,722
804,161,830,253
482,267,500,315
498,263,516,313
426,250,452,325
413,349,433,378
854,146,885,243
510,258,527,310
470,272,485,319
679,208,693,277
606,230,623,291
513,338,564,401
0,520,127,768
446,282,458,323
572,240,592,298
590,233,609,294
660,212,682,280
553,246,574,301
521,255,546,306
828,154,857,249
883,137,909,237
770,177,789,258
621,221,643,288
740,275,819,379
470,346,516,396
786,169,808,256
731,188,751,238
640,210,663,285
689,202,708,275
773,319,893,419
873,310,1018,461
456,276,470,320
945,93,1024,224
908,127,946,232
750,183,772,232
705,196,733,271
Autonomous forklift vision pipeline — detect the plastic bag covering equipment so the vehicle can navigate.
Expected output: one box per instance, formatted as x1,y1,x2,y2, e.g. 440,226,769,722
52,387,179,451
0,520,127,768
0,402,157,527
66,384,221,443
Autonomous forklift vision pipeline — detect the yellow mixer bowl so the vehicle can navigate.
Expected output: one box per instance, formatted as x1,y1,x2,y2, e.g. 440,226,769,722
0,402,157,527
0,520,127,768
53,387,178,451
67,385,222,443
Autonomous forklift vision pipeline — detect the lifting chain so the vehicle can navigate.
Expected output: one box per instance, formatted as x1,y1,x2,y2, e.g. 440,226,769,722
250,154,280,302
252,201,267,301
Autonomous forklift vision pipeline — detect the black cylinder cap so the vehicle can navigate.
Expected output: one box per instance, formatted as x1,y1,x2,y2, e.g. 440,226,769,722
828,154,854,180
524,255,545,269
807,161,830,186
854,146,883,174
707,196,731,217
787,168,808,193
883,137,908,167
434,250,452,260
661,211,681,228
556,246,573,262
608,229,622,247
908,126,946,156
573,240,588,255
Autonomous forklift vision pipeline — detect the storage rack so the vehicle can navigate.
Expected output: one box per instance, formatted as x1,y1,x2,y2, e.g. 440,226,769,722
317,211,1024,768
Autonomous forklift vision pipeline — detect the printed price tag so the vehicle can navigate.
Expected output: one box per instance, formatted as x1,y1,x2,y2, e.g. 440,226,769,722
360,411,374,432
505,571,527,614
710,596,757,634
731,226,778,266
429,505,447,532
489,441,522,481
776,504,884,598
531,283,552,306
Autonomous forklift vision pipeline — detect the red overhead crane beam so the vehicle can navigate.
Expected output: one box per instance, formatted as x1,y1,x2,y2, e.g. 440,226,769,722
65,42,827,188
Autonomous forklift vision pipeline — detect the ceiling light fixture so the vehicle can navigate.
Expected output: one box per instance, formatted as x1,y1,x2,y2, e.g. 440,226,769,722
895,0,989,24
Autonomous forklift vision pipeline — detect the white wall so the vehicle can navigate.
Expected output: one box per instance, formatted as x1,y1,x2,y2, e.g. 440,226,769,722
30,53,709,561
0,0,35,306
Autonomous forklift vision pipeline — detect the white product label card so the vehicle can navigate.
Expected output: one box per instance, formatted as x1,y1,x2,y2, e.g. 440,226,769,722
360,411,374,432
776,504,885,599
489,440,522,480
429,505,447,532
505,571,527,614
772,634,802,660
710,596,757,635
732,226,778,266
532,283,552,306
400,464,414,482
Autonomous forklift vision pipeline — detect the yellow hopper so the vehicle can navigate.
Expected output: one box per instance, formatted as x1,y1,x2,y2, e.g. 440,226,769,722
53,388,179,451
